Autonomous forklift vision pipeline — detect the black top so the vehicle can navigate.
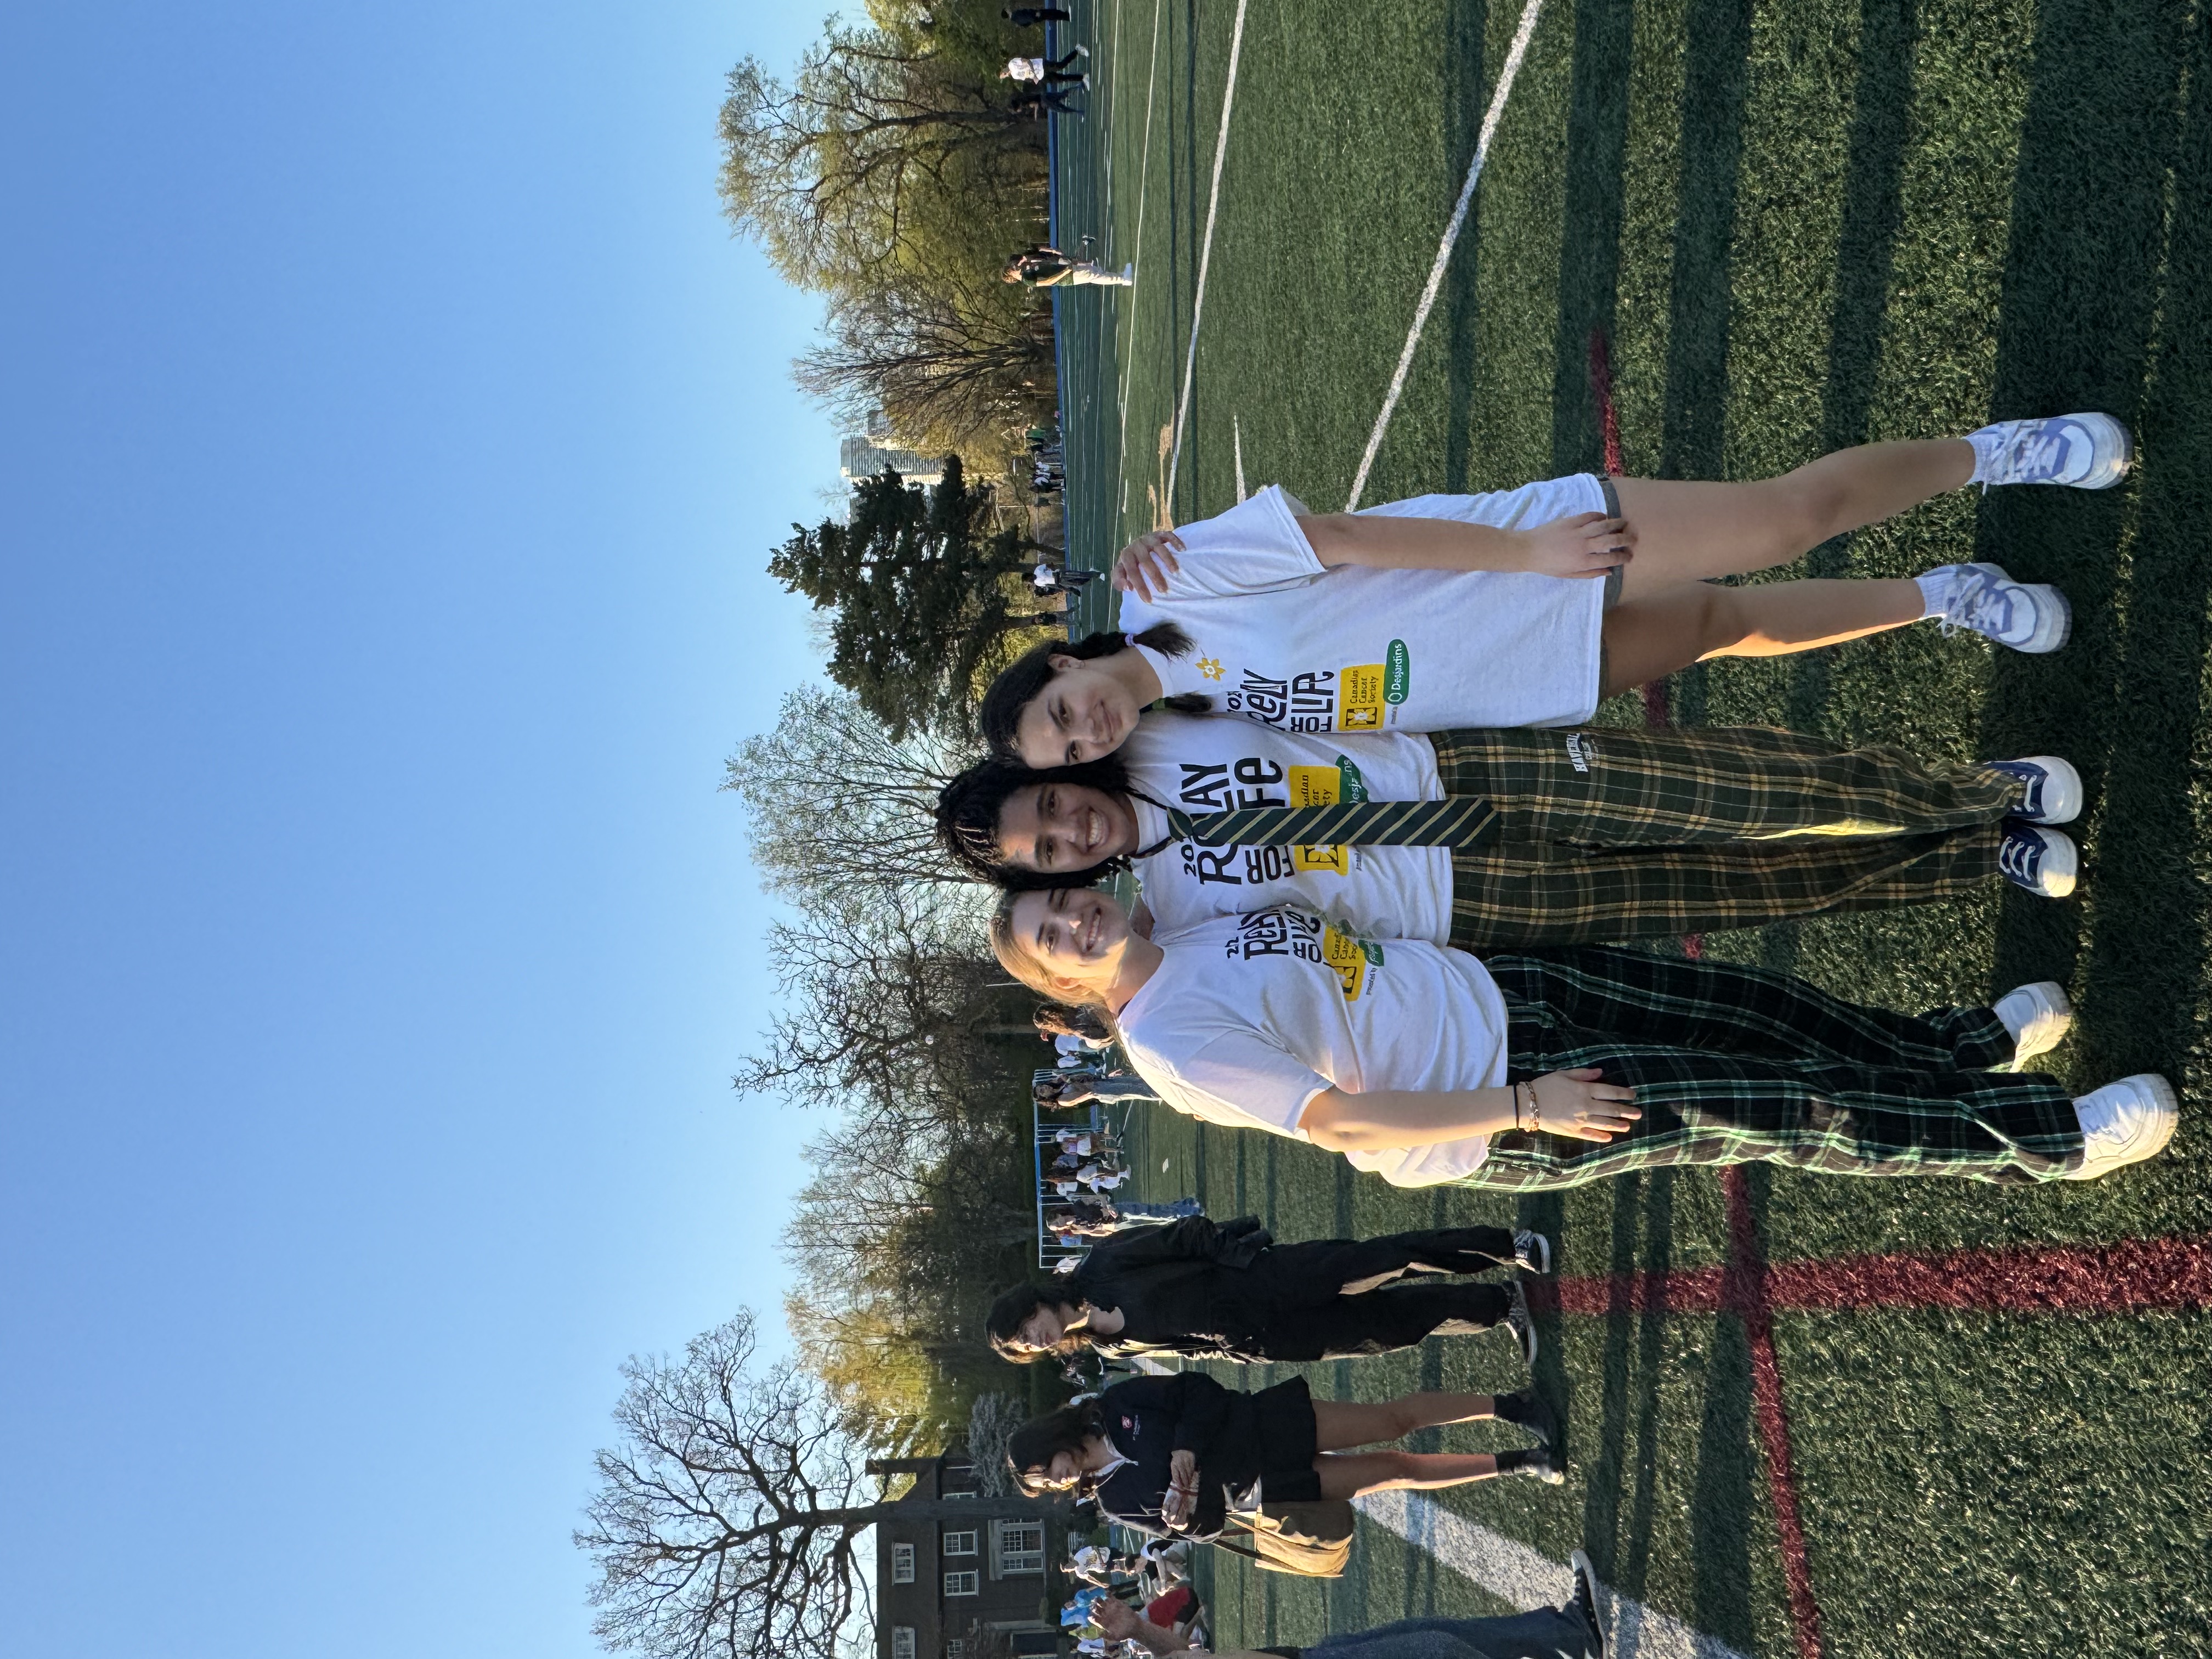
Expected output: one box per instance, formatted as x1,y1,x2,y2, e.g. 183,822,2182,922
1070,1216,1293,1362
1088,1373,1242,1538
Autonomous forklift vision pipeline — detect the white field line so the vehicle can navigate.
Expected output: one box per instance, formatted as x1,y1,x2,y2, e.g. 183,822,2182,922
1233,414,1249,501
1344,0,1546,509
1159,0,1251,515
1112,0,1168,529
1357,1492,1755,1659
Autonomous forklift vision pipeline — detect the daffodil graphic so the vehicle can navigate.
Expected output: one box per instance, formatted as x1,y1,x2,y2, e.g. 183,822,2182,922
1196,656,1224,681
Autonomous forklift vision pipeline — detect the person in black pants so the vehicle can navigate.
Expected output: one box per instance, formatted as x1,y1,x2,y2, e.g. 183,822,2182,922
989,1214,1547,1366
1005,7,1074,26
1008,1370,1562,1540
1096,1551,1611,1659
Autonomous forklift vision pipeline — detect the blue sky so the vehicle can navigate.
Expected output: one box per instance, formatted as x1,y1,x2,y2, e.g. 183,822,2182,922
0,3,845,1653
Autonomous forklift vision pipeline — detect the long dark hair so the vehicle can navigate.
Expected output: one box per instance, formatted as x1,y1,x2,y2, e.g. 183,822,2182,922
1007,1398,1108,1492
985,1283,1089,1363
934,753,1164,889
977,623,1204,761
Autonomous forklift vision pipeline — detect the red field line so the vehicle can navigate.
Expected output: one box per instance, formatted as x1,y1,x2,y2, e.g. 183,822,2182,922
1531,1230,2212,1318
1725,1170,1827,1659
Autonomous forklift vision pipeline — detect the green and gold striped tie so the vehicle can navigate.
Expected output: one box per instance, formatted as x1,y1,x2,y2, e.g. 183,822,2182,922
1165,795,1500,848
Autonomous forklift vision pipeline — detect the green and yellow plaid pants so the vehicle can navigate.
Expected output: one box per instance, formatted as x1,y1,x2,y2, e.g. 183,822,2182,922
1429,725,2024,946
1459,947,2081,1190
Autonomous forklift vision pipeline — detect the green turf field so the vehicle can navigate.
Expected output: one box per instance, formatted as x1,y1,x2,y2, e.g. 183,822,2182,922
1051,2,2212,1654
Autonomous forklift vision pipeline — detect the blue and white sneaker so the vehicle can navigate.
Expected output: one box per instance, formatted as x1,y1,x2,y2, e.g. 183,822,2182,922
1999,822,2078,898
2067,1074,2178,1180
1925,563,2072,653
1967,413,2134,490
1984,755,2083,824
1513,1228,1552,1274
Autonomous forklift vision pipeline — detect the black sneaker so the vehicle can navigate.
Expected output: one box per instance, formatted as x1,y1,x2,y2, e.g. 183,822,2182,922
1513,1228,1552,1274
1569,1549,1606,1658
1504,1279,1538,1368
1496,1387,1559,1449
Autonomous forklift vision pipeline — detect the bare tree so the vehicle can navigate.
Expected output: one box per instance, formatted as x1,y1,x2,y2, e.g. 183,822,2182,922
719,32,1040,296
730,883,1023,1118
580,1311,1058,1659
797,273,1057,457
725,684,979,910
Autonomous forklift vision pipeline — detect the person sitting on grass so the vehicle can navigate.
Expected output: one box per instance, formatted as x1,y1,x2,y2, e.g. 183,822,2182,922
988,1211,1547,1367
936,711,2090,945
1008,1369,1565,1542
1093,1549,1612,1659
988,885,2177,1191
981,417,2135,778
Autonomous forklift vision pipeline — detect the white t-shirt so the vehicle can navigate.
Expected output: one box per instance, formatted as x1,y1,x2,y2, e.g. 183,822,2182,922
1116,909,1512,1186
1007,55,1046,80
1120,712,1454,944
1120,478,1608,733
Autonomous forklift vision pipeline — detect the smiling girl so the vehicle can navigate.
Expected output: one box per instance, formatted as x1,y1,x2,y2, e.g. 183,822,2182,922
986,885,2174,1191
977,416,2129,771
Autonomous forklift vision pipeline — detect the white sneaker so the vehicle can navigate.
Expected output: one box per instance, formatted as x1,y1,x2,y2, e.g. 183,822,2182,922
1927,563,2073,653
1999,823,2078,898
1984,755,2082,824
1968,413,2134,490
2067,1074,2179,1179
1994,980,2073,1062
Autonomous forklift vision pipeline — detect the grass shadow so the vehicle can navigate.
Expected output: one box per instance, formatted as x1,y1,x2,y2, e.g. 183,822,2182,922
1548,0,1637,479
1979,0,2210,1094
1441,0,1492,494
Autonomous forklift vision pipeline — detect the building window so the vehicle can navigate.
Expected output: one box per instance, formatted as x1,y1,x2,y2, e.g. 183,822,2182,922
892,1629,916,1659
947,1644,967,1659
941,1530,978,1556
891,1543,915,1585
992,1521,1045,1577
944,1571,980,1598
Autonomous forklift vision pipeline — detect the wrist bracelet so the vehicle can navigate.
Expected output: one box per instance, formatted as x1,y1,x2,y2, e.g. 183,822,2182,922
1526,1081,1541,1136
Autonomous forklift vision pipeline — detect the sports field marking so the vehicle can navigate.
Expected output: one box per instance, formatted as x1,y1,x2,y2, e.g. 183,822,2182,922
1111,0,1167,530
1356,1490,1753,1659
1344,0,1547,510
1233,414,1249,502
1532,1229,2212,1317
1723,1170,1825,1659
1159,0,1251,516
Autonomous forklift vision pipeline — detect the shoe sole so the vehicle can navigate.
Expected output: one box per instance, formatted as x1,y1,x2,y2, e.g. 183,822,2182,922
2006,979,2075,1062
2068,412,2135,489
2121,1074,2181,1162
1570,1550,1607,1659
2012,825,2079,899
2069,1074,2180,1178
1519,1232,1552,1274
2009,754,2083,823
1506,1285,1539,1367
1965,563,2072,652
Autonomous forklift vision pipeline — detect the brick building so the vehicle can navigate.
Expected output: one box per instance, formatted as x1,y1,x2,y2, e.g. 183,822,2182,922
871,1453,1065,1659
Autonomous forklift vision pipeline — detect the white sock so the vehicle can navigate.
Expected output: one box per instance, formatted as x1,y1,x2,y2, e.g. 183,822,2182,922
1963,425,2006,486
1914,567,1961,619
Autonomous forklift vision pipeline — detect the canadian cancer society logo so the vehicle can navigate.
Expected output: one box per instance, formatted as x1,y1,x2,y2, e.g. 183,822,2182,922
1336,642,1409,729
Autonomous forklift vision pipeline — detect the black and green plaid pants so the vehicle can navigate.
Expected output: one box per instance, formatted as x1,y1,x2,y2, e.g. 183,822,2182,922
1457,947,2082,1190
1429,725,2024,946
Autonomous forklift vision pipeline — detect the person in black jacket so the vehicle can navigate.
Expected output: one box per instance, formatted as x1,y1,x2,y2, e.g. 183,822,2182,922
1007,1371,1560,1540
988,1215,1547,1366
